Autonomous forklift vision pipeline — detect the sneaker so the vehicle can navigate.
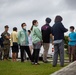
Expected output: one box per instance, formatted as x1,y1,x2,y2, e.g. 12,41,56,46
60,65,64,67
31,62,35,65
34,63,40,65
53,65,56,67
21,60,24,62
43,60,49,63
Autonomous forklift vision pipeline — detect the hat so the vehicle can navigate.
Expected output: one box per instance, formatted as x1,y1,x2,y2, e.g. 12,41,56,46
4,25,9,28
46,18,51,23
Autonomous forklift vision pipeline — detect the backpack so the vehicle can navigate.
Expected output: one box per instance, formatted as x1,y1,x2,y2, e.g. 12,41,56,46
0,37,4,47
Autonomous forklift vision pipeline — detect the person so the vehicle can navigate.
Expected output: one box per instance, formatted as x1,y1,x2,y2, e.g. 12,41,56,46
68,26,76,62
18,23,32,62
31,20,42,65
41,17,53,63
52,15,68,67
28,30,33,54
1,25,10,60
10,27,19,62
0,36,4,60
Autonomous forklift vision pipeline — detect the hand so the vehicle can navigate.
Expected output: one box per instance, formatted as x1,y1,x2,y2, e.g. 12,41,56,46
68,38,71,41
41,41,43,45
52,41,54,45
6,36,10,39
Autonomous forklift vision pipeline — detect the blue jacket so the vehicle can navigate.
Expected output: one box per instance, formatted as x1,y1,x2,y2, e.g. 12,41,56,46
52,22,68,40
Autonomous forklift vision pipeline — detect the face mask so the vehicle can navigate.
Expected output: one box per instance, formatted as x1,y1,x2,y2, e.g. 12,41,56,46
36,24,38,26
23,26,26,29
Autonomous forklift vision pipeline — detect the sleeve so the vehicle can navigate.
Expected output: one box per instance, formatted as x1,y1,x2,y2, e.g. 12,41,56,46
8,33,10,36
10,33,13,46
49,27,52,34
17,31,21,44
1,33,3,37
30,35,32,41
10,33,12,41
16,32,18,39
51,27,54,35
41,27,43,37
68,33,70,39
1,33,6,39
60,23,68,33
41,27,42,32
2,32,10,37
68,34,70,37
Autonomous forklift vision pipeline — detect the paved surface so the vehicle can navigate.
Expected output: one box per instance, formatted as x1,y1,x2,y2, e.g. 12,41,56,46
51,61,76,75
17,59,69,63
48,59,69,63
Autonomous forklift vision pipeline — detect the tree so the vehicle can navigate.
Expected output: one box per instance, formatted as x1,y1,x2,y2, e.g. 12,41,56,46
64,36,68,54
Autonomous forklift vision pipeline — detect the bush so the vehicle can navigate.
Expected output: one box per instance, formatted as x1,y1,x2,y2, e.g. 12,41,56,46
64,36,68,54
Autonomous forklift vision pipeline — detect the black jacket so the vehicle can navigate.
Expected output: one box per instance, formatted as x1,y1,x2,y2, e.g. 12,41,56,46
52,22,68,40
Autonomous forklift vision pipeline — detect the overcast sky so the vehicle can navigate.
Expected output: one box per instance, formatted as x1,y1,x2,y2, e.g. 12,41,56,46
0,0,76,35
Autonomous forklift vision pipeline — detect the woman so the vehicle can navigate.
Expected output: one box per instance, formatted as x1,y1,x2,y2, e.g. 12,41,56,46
10,27,18,62
31,20,42,65
28,30,33,54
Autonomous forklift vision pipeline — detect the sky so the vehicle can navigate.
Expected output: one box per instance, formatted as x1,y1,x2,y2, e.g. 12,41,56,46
0,0,76,35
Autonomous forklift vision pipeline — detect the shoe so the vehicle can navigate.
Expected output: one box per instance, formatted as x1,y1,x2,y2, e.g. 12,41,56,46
43,60,49,63
34,63,40,65
21,61,24,62
61,65,64,67
53,65,56,67
31,62,35,65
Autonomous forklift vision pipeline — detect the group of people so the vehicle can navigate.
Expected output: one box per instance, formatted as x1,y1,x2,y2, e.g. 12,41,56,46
0,15,76,67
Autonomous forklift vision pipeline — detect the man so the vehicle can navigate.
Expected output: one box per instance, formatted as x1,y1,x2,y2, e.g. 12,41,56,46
52,15,68,67
1,25,10,60
18,23,32,62
41,18,53,63
10,27,18,62
68,26,76,62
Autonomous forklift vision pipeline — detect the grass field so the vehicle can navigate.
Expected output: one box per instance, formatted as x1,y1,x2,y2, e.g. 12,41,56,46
0,60,68,75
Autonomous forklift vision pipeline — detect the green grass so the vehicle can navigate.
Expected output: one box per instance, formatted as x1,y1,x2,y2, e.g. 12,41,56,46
0,61,68,75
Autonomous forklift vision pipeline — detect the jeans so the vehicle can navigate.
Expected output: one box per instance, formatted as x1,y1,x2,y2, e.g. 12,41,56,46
53,41,64,66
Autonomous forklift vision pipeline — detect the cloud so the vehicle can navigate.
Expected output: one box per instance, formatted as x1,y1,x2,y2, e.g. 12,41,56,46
64,0,76,10
0,0,67,18
0,0,76,35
